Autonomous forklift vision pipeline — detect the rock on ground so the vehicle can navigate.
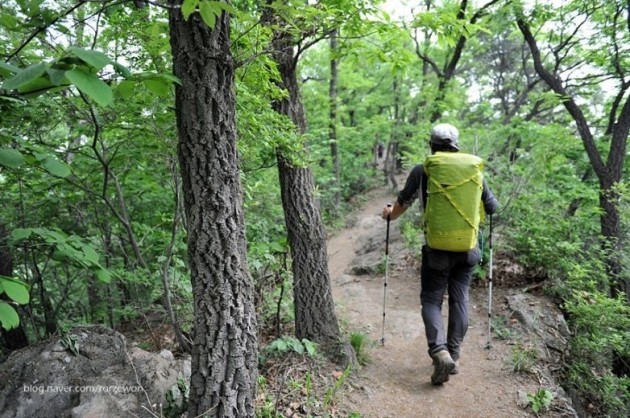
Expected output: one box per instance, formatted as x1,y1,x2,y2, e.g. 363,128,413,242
0,325,190,418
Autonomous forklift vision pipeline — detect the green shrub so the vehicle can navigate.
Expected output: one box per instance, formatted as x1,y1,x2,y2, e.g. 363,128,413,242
349,331,371,366
511,343,537,373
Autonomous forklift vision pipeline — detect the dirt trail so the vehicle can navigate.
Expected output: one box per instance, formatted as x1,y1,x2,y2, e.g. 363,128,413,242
327,184,539,418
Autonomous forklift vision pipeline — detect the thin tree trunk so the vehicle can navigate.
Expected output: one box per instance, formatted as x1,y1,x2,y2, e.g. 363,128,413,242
329,27,341,218
168,3,258,417
31,258,56,336
384,79,400,189
160,167,192,354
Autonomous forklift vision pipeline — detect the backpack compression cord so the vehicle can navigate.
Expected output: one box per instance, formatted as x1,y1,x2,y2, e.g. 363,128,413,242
381,204,391,347
423,152,484,252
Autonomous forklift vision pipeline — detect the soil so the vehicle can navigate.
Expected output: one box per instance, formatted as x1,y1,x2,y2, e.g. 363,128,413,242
327,182,541,418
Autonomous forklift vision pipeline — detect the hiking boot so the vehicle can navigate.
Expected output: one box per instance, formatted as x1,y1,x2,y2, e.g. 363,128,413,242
430,350,456,385
432,355,459,371
450,360,459,375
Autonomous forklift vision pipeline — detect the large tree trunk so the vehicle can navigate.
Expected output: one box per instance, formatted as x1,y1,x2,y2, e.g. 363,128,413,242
168,4,258,417
264,12,343,350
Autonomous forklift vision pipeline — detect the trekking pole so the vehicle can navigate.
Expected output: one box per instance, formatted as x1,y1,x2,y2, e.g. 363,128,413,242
381,204,392,347
485,214,494,350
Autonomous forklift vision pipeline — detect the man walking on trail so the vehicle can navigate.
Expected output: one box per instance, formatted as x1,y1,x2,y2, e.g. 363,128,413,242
382,123,498,385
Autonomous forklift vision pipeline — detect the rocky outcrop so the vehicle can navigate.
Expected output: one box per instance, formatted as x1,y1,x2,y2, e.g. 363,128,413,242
506,292,579,417
346,214,407,276
0,325,190,418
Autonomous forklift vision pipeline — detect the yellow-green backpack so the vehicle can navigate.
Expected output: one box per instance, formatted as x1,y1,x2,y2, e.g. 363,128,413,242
423,152,484,252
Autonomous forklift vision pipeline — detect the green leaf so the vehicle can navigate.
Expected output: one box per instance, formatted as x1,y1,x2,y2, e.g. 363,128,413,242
115,80,135,99
82,245,99,265
182,0,199,19
61,334,80,356
41,157,71,177
38,228,66,245
0,148,25,168
158,73,181,84
96,268,112,283
16,77,60,97
47,68,68,85
0,277,30,304
11,228,32,241
293,341,304,354
0,96,22,104
199,1,218,27
143,79,170,97
113,62,132,79
269,339,288,352
302,339,317,356
55,24,71,36
211,1,236,14
65,69,113,106
0,61,19,77
33,152,47,162
0,14,19,30
0,302,19,331
2,62,48,90
67,46,112,71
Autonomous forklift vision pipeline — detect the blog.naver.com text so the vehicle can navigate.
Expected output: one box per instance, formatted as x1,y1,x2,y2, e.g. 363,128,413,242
22,384,142,394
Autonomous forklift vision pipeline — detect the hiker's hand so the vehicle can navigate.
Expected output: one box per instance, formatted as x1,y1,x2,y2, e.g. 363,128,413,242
382,204,393,220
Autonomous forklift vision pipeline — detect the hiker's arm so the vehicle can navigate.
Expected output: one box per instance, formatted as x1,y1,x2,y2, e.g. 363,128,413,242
382,164,423,221
382,201,406,220
482,179,499,215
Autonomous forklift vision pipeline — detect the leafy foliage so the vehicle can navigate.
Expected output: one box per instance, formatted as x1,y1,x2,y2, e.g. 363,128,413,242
527,388,554,415
263,336,318,358
0,275,29,330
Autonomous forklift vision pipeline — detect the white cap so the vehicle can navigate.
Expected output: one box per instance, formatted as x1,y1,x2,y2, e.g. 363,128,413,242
430,123,459,150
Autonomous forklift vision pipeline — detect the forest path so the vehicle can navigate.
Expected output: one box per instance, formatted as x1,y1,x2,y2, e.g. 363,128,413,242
327,181,538,418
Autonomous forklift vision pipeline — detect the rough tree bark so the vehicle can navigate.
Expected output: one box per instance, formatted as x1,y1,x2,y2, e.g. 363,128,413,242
168,3,258,417
263,8,344,354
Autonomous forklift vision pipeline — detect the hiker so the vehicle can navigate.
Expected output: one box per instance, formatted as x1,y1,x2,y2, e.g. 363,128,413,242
381,123,498,385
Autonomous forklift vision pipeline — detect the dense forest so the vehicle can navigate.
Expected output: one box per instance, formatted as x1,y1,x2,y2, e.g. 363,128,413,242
0,0,629,417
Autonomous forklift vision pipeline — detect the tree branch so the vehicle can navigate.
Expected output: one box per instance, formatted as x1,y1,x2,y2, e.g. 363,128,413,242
411,27,442,77
444,0,503,79
516,17,606,177
606,81,630,135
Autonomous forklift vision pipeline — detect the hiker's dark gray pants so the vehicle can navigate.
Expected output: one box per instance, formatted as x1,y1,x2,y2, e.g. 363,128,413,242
420,245,480,361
